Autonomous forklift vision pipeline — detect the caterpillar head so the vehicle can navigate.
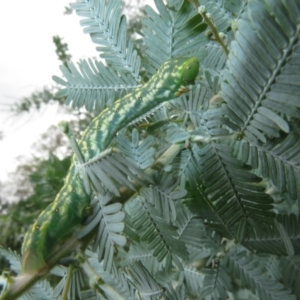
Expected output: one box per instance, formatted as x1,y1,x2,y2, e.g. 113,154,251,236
158,57,200,96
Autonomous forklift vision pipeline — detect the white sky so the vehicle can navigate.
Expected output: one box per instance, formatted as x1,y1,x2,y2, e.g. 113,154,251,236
0,1,148,184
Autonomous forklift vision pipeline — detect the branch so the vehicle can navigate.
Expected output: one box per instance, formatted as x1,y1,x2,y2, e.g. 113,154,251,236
198,6,229,57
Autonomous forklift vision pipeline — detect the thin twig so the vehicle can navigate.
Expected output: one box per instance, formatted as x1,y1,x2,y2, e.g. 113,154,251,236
61,264,74,300
198,6,229,57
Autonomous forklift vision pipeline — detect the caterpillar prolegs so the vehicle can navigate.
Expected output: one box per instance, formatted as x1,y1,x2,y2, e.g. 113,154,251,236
21,57,200,274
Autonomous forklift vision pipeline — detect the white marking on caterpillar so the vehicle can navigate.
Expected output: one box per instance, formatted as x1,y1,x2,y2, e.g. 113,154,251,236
163,90,171,97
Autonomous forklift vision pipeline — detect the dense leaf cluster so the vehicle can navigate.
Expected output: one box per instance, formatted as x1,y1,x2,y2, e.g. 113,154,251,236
1,0,300,299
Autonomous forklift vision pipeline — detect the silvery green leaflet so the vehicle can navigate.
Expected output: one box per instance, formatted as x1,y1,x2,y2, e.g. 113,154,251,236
21,57,200,274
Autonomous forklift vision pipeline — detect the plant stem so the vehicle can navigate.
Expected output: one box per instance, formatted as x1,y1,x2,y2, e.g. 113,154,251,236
61,264,74,300
200,9,229,57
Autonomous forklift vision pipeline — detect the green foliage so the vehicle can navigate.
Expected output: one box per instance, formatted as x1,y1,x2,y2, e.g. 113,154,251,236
10,86,64,113
28,154,71,203
53,35,72,70
1,0,300,299
53,59,139,113
224,246,296,300
0,154,71,252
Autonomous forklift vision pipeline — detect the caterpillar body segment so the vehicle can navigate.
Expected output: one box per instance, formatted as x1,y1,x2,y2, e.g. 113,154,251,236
21,57,200,274
21,165,90,274
79,57,200,159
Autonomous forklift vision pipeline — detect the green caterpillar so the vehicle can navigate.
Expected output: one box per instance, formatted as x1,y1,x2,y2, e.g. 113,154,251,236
21,57,200,274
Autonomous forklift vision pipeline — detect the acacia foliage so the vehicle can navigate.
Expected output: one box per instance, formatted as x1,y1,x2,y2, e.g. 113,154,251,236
1,0,300,299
